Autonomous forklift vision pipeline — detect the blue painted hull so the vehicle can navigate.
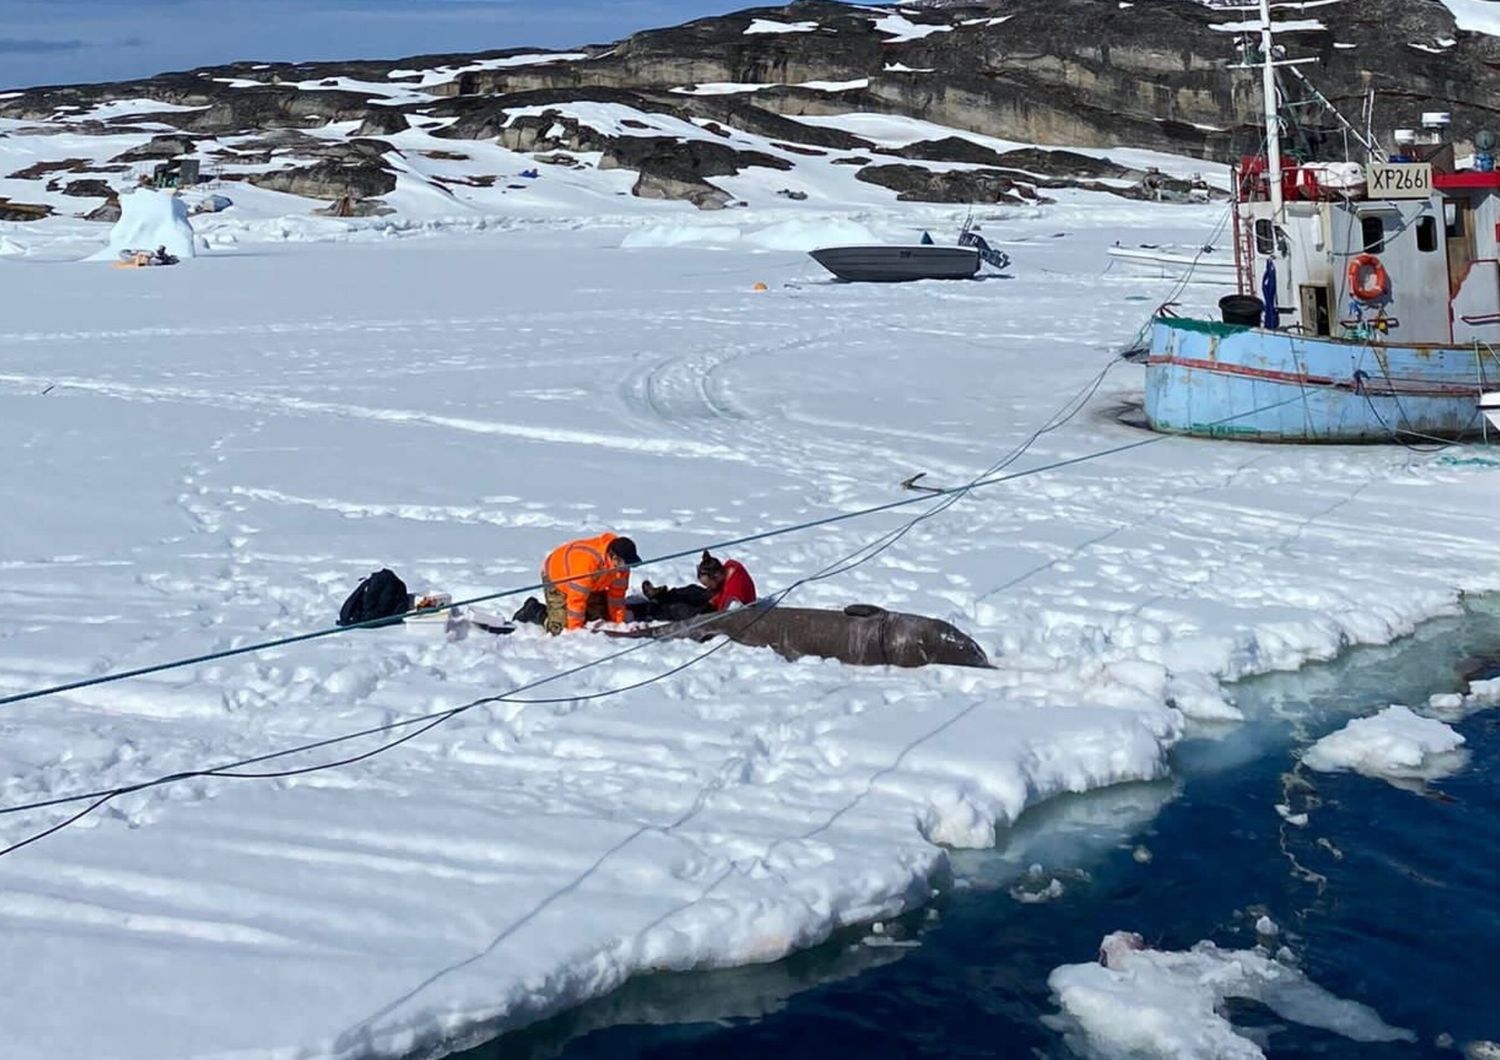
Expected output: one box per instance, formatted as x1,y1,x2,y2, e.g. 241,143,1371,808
1143,318,1488,442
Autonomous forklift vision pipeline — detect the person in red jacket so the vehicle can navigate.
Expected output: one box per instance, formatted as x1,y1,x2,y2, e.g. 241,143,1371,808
696,550,755,611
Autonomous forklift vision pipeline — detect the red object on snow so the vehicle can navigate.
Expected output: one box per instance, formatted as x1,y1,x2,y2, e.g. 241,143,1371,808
712,560,757,611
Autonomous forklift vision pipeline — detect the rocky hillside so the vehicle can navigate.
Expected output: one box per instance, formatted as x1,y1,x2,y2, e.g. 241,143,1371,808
1,0,1495,224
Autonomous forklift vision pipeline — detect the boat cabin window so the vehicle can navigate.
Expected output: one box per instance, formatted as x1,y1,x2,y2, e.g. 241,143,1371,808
1252,220,1287,256
1360,215,1385,253
1416,215,1438,253
1254,219,1274,255
1444,200,1466,239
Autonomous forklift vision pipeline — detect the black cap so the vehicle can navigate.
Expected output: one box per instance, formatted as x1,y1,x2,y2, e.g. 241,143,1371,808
609,536,642,566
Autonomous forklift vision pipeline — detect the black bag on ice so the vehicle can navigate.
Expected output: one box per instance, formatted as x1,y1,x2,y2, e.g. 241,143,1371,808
337,569,410,627
512,596,548,626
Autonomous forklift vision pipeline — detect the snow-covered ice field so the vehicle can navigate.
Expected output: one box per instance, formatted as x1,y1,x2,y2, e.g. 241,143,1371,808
4,199,1500,1059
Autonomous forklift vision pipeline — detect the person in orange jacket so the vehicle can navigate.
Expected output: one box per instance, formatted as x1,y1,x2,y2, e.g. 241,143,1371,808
540,532,642,633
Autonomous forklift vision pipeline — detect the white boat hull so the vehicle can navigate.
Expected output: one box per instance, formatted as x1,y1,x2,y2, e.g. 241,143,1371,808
1483,392,1500,434
1107,245,1236,284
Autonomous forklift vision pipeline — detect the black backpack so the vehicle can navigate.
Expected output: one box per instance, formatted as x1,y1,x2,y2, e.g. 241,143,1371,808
337,569,410,627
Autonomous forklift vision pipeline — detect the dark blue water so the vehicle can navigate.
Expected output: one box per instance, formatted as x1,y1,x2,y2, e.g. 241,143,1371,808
462,599,1500,1060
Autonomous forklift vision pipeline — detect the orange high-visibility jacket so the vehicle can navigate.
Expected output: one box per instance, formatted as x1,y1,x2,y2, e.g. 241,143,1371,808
542,532,630,629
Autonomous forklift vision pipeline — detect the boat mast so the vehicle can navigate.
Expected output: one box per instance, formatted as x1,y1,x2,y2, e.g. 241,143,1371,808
1258,0,1284,232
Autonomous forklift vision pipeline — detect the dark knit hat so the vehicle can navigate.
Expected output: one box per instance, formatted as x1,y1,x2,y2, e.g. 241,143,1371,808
696,550,725,578
609,536,642,566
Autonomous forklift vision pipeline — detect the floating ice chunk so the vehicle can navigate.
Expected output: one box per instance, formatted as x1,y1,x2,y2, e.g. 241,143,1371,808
1254,915,1279,937
1430,676,1500,720
1010,863,1067,903
1471,677,1500,704
1274,803,1308,827
1011,877,1065,903
1048,931,1415,1059
1303,705,1466,784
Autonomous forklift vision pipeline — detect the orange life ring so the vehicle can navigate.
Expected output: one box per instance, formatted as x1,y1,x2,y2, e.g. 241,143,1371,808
1348,253,1389,302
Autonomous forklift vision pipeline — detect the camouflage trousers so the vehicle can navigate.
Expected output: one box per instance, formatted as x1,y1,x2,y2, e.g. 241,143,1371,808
543,586,610,634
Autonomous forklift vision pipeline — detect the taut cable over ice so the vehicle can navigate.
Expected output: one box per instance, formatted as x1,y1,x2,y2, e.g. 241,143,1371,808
0,387,1327,860
0,383,1343,713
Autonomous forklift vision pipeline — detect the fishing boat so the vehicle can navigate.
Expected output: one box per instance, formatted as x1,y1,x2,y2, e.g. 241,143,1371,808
1140,0,1500,442
810,221,1011,283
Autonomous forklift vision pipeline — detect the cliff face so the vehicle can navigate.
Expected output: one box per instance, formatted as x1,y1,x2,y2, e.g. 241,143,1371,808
1,0,1494,218
5,0,1497,158
443,0,1500,160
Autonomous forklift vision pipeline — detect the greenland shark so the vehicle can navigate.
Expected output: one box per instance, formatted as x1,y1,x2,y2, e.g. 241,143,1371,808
616,602,992,669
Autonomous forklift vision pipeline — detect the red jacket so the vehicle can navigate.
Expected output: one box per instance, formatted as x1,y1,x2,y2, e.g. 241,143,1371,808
711,560,756,611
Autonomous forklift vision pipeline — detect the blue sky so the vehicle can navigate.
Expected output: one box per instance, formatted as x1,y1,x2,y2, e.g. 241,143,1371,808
0,0,740,90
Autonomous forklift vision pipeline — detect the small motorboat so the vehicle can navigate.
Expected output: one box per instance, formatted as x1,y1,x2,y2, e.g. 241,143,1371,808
1105,243,1236,284
810,221,1011,283
809,243,980,282
1482,391,1500,434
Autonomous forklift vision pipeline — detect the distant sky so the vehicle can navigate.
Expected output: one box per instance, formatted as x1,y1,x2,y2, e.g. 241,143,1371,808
0,0,743,91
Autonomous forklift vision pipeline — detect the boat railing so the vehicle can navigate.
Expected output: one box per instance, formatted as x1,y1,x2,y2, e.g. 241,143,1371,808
1339,315,1401,340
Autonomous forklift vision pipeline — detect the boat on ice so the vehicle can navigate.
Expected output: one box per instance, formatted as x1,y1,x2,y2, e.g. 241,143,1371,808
809,221,1010,283
810,243,980,282
1106,243,1237,284
1140,1,1499,443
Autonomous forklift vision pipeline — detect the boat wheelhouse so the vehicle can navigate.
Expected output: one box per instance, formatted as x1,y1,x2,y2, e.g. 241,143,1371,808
1141,0,1500,442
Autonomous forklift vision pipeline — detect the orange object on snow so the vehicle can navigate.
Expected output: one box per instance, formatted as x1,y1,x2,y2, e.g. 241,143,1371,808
542,532,634,629
752,281,769,292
